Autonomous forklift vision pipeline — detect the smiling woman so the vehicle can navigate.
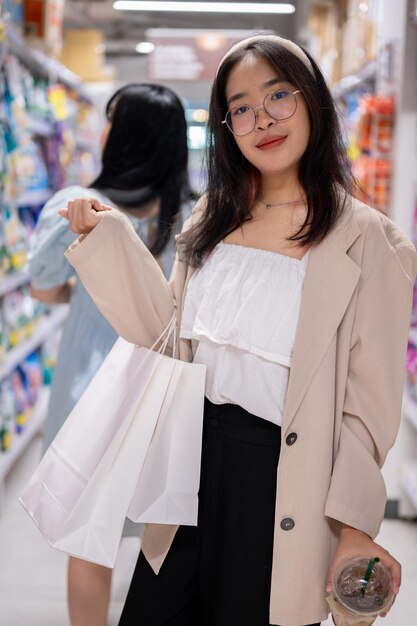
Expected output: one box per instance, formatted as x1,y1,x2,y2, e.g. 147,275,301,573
178,34,354,264
58,34,416,626
224,59,311,189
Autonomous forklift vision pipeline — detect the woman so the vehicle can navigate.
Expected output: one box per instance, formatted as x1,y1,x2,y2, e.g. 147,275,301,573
60,36,416,626
29,83,194,626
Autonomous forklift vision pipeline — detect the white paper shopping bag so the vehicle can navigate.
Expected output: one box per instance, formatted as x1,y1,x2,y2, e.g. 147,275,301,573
51,354,178,567
19,337,160,545
20,310,207,567
128,358,206,526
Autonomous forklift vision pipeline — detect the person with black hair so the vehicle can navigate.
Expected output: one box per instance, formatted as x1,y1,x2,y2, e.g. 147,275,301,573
29,83,194,626
60,36,415,626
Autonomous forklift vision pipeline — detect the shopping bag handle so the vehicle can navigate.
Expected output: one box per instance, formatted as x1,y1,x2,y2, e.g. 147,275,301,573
149,307,177,358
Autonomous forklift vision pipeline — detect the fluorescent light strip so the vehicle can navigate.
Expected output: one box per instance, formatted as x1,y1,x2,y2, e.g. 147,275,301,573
113,2,296,15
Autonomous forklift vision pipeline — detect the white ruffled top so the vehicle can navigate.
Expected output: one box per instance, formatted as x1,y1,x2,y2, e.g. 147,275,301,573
180,241,309,426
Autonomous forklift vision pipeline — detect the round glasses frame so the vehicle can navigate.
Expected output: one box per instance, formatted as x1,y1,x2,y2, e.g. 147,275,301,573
221,89,302,137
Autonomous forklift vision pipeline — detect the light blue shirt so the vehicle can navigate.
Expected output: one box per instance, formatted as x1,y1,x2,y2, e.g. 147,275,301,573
29,185,176,450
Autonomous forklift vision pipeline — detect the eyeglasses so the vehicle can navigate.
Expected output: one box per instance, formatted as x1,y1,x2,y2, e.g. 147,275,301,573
222,88,301,136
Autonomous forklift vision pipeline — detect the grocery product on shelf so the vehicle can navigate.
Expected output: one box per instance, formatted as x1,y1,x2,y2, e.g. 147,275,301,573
11,366,30,434
0,349,49,450
356,94,395,153
0,305,6,360
20,351,43,400
40,329,62,384
2,284,43,349
353,94,394,213
0,378,15,451
0,205,8,278
3,204,29,270
343,90,395,214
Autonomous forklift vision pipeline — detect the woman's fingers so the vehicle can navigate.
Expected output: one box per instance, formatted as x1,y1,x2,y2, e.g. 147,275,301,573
58,198,112,234
328,549,401,595
326,527,401,620
385,551,401,594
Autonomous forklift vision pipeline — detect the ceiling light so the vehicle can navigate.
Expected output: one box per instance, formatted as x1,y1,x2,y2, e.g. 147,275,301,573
135,42,155,53
196,33,226,51
113,2,296,15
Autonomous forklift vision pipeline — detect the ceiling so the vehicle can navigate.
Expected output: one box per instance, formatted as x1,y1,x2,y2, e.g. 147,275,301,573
61,0,312,102
63,0,307,55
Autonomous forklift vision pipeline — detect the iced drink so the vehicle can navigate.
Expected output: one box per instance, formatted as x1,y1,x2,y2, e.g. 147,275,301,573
332,556,393,617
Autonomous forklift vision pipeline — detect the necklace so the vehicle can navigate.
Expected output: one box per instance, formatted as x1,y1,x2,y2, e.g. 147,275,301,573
259,197,304,209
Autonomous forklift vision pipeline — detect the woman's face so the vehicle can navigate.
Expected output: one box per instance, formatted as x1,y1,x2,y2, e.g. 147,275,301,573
224,53,311,180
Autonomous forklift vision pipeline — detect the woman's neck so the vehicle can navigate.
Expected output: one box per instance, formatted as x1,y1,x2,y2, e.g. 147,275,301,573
259,172,304,206
123,198,160,220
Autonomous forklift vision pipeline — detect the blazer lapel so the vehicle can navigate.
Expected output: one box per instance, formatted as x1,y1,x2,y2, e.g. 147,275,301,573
282,209,362,432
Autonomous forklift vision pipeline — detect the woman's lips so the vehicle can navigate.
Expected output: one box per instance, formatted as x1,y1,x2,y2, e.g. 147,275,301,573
256,136,287,150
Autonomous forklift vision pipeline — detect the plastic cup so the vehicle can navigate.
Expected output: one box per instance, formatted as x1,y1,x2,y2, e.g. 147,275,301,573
332,556,394,617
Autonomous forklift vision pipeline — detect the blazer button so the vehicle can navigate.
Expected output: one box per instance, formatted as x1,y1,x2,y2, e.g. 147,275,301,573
285,432,298,446
280,518,295,531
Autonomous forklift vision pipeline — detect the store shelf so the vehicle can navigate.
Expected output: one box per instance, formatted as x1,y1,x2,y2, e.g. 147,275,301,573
6,24,92,103
28,118,55,138
15,188,53,207
401,463,417,512
403,392,417,432
0,385,50,484
332,61,377,98
0,305,68,381
0,266,30,297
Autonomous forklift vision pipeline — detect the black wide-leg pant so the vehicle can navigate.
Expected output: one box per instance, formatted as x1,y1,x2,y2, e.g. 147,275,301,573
119,399,320,626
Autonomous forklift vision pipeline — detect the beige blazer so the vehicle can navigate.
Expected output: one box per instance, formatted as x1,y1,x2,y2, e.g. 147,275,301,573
65,195,417,626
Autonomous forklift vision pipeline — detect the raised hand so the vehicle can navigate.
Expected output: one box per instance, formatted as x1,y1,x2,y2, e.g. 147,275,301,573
58,198,112,234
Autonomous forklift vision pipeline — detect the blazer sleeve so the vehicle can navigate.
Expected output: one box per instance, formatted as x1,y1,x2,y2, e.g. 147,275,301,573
324,240,417,538
64,208,174,347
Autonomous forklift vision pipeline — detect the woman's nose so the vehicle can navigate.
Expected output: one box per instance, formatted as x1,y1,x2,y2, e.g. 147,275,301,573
255,106,275,130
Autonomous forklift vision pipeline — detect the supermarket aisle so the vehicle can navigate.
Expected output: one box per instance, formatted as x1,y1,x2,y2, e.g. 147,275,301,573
1,434,417,626
0,434,139,626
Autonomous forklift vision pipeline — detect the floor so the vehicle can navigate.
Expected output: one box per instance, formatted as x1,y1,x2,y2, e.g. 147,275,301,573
1,434,416,626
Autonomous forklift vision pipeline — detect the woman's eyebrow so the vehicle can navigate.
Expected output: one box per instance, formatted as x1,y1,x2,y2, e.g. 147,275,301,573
227,91,247,106
226,77,285,106
264,77,284,89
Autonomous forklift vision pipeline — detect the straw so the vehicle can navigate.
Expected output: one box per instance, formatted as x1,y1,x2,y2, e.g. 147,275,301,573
360,557,380,597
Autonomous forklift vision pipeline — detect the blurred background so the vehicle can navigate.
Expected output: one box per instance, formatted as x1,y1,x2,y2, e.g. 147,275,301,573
0,1,417,624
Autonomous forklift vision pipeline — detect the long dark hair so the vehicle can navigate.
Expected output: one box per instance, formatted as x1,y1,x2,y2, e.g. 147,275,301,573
178,38,358,266
91,83,194,256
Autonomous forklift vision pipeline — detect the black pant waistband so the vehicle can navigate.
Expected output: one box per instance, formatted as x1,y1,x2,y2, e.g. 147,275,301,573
203,397,281,447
